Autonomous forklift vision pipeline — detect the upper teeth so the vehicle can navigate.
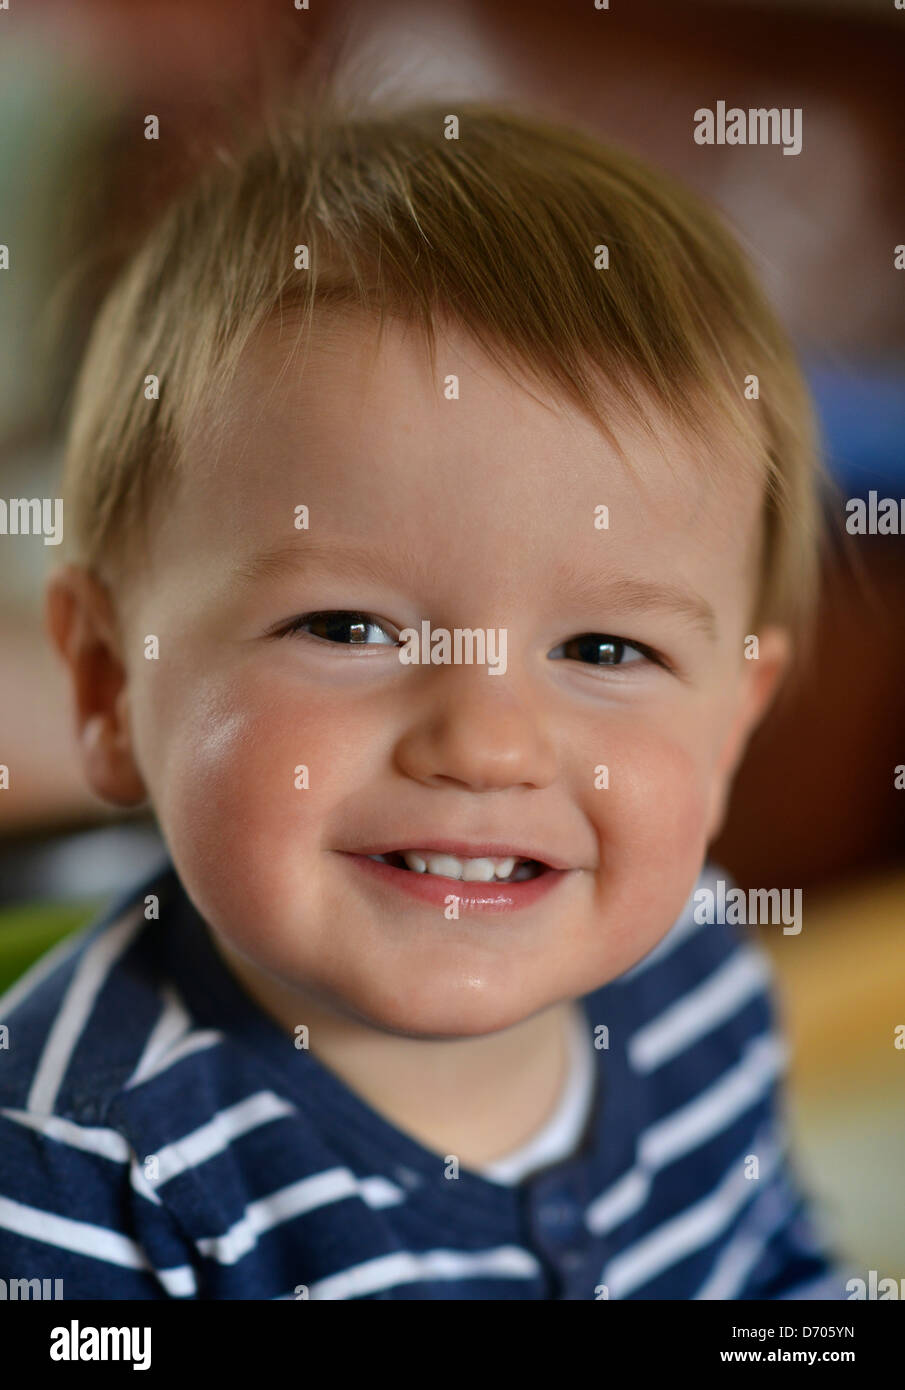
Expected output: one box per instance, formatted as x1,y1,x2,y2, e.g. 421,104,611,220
387,851,520,881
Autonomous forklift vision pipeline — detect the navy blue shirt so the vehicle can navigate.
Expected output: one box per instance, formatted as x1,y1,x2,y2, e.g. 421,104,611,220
0,860,848,1299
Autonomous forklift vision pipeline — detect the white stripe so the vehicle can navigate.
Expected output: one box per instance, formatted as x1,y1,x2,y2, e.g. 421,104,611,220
586,1031,785,1234
694,1226,769,1301
146,1091,298,1186
308,1245,541,1300
154,1265,198,1298
0,1191,196,1296
628,949,772,1073
641,1034,785,1171
1,1107,131,1162
126,986,193,1088
124,1027,224,1086
693,1175,794,1299
601,1130,781,1297
129,1156,163,1207
619,866,723,982
584,1168,649,1234
195,1168,405,1265
27,904,146,1116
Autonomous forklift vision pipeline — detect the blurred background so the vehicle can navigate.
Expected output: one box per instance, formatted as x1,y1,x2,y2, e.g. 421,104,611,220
0,0,902,1281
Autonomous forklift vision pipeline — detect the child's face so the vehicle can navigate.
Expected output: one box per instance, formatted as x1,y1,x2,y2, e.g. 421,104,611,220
57,312,789,1037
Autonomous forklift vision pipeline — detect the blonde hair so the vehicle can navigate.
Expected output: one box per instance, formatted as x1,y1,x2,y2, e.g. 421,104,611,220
60,98,825,644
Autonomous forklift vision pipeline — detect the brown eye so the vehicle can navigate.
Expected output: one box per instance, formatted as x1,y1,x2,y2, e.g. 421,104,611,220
550,634,648,666
283,611,399,646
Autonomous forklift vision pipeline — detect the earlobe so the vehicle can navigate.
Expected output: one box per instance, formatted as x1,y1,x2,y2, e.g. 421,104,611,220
44,565,148,808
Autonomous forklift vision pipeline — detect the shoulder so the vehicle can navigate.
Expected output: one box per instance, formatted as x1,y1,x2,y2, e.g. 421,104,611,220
591,861,783,1078
0,859,185,1123
0,862,213,1296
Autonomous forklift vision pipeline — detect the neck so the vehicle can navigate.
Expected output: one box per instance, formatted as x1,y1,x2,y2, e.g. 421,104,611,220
211,934,575,1168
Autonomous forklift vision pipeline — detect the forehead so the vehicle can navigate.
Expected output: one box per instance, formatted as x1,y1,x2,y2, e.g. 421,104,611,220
169,310,764,605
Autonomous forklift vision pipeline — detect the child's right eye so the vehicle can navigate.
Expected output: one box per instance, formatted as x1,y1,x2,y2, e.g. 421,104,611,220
278,611,401,646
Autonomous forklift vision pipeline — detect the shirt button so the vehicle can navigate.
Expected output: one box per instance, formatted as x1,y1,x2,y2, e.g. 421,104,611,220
539,1200,579,1230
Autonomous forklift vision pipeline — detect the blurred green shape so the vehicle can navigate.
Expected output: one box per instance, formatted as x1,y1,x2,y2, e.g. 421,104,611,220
0,900,104,995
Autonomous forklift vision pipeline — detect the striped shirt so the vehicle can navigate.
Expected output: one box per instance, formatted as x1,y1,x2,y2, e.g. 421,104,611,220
0,859,848,1299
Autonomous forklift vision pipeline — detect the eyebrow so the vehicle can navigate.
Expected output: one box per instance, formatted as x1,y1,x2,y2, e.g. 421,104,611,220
235,542,718,641
551,562,718,640
234,539,432,590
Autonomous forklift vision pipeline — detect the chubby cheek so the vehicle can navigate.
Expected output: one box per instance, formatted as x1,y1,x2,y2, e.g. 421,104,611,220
577,727,714,980
132,667,360,966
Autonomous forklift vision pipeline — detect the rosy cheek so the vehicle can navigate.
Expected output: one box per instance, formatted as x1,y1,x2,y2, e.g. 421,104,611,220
577,732,711,968
591,733,710,857
147,678,331,889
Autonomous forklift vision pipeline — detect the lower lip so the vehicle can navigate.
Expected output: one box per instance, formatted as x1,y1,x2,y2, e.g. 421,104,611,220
343,854,570,913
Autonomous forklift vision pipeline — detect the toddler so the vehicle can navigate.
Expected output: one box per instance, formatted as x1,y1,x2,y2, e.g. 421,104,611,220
0,99,845,1299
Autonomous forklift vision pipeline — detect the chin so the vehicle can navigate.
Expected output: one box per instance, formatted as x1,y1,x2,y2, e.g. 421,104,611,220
341,979,561,1041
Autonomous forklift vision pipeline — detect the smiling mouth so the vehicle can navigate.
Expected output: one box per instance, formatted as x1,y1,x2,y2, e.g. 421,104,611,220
366,851,546,883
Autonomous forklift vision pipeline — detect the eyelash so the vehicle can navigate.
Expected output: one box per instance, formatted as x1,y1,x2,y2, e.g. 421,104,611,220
274,611,672,672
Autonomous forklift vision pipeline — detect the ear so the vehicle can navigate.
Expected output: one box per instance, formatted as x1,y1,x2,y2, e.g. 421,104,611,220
705,626,791,843
44,564,148,808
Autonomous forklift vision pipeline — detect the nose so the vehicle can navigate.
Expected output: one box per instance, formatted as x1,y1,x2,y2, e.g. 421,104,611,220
393,669,558,792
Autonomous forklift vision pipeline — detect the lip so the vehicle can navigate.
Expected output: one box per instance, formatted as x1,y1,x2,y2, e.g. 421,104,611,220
342,852,571,913
347,841,572,871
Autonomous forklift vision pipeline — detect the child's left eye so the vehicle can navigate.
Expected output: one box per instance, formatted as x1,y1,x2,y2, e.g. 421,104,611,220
548,634,658,667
